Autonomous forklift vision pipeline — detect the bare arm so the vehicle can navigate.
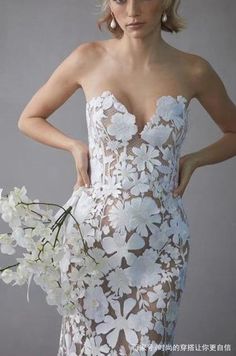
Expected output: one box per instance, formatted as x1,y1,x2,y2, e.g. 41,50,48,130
191,56,236,168
18,42,96,189
18,43,90,152
173,56,236,197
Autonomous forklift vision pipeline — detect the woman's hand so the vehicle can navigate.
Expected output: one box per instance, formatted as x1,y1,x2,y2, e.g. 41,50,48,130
172,153,199,198
69,140,91,191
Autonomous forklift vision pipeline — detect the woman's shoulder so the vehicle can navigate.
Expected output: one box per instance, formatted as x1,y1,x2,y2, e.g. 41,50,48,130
167,44,209,69
74,40,210,67
64,40,108,84
169,45,213,82
70,40,213,91
172,47,217,100
177,46,212,75
73,40,111,60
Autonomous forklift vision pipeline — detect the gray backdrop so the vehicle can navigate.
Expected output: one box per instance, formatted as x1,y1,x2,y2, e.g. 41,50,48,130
0,0,235,355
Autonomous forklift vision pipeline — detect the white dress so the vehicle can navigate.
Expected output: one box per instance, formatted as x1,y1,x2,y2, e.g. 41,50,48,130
57,90,191,355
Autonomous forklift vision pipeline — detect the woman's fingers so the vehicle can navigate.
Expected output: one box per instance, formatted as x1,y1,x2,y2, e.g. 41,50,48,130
173,166,191,197
80,168,90,187
77,151,90,187
172,154,198,197
71,142,91,190
73,175,84,191
74,164,91,190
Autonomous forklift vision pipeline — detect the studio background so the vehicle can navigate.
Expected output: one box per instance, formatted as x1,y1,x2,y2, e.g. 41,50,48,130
0,0,235,355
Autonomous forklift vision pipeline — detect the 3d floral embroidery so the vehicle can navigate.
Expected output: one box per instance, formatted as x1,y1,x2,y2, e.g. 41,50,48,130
1,90,191,355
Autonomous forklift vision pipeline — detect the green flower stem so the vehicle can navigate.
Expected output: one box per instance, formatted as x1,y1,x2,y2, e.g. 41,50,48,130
0,262,20,273
0,199,98,275
18,201,89,254
35,240,53,262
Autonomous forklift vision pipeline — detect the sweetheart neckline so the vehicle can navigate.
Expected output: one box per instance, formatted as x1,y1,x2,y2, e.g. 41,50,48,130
86,90,189,136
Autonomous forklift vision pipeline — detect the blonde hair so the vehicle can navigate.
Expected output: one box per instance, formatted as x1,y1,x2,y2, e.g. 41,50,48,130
95,0,187,38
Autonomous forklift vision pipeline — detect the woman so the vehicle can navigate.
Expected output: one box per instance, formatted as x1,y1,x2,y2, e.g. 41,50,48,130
18,0,236,355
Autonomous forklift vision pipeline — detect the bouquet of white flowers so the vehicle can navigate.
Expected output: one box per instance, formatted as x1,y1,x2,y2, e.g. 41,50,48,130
0,186,97,317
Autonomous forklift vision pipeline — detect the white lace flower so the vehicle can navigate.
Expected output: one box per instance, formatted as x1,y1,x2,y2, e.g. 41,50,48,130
113,160,137,186
103,175,122,198
126,196,161,236
83,335,110,355
149,220,170,251
147,284,167,308
96,298,139,348
107,112,137,141
84,286,109,323
102,230,145,268
73,190,95,223
122,171,150,196
102,91,117,110
141,124,172,147
153,320,165,336
86,247,112,277
169,213,190,245
156,96,185,128
126,249,163,288
107,267,132,297
132,143,162,172
108,200,131,233
160,253,171,266
129,309,153,335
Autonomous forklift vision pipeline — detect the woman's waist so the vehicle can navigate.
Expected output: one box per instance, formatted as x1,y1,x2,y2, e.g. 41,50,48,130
89,174,177,192
73,180,183,209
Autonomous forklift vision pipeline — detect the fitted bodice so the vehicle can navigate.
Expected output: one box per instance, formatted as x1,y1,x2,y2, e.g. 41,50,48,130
85,90,189,201
56,90,191,355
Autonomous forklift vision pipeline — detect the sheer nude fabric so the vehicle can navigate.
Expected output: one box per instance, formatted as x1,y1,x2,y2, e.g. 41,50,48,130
57,90,191,356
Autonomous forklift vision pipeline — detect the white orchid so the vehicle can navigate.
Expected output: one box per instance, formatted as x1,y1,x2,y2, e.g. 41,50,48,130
0,186,97,317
